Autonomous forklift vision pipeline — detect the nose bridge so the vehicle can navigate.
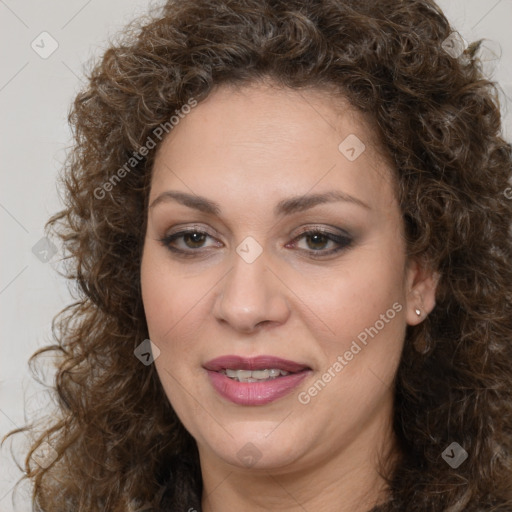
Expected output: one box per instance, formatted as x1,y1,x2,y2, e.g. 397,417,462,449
213,242,290,330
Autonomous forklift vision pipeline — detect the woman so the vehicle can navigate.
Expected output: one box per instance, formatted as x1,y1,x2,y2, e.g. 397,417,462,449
4,0,512,510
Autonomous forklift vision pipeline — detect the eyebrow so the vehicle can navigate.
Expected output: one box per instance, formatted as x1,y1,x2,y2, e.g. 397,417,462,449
149,190,370,216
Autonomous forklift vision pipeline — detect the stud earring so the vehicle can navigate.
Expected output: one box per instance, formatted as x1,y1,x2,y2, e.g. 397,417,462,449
415,308,422,316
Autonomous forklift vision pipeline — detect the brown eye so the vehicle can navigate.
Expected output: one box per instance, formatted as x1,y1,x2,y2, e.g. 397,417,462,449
182,232,208,248
159,229,221,256
288,228,353,258
304,232,330,250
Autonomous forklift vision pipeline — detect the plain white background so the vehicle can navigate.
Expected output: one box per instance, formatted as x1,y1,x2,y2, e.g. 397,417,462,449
1,1,511,510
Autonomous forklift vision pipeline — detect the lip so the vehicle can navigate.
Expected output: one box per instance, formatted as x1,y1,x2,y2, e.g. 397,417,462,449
204,355,312,406
203,355,310,373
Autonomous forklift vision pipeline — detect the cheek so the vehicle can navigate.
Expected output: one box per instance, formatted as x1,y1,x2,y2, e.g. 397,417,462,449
305,251,405,335
141,249,197,337
299,244,407,386
140,247,217,375
296,262,406,432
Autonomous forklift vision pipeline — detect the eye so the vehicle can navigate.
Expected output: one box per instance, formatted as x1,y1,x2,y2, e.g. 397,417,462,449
159,228,221,256
287,227,353,258
159,226,353,259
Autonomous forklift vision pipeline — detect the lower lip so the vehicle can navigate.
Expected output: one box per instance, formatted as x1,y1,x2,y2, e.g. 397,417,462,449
206,370,310,406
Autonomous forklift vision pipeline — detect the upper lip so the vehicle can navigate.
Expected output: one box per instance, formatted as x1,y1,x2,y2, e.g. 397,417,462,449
203,355,310,373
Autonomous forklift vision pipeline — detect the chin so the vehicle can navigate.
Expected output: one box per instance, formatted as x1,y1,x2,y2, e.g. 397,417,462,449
199,427,306,471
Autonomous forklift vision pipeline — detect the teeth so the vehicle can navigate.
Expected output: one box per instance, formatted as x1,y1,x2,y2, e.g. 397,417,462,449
226,369,252,379
252,370,269,379
221,368,292,382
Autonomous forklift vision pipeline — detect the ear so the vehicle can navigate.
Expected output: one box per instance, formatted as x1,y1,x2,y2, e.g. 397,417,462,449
404,256,439,326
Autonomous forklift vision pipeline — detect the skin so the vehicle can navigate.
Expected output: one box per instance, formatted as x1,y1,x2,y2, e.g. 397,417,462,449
140,81,438,512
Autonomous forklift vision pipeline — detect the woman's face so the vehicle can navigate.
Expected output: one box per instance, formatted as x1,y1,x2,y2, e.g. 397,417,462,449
141,82,436,475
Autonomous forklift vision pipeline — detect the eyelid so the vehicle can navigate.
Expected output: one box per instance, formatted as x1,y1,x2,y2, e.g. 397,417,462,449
165,224,217,237
291,224,351,238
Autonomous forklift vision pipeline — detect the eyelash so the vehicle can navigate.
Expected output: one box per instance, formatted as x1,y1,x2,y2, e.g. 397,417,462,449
158,226,353,259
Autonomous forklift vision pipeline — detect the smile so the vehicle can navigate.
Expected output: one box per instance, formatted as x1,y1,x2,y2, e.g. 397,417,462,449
204,355,312,405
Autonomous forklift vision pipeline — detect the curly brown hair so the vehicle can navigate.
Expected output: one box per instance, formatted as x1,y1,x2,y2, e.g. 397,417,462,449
3,0,512,510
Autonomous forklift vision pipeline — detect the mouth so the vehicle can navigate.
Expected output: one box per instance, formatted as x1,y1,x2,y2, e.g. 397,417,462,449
203,355,312,405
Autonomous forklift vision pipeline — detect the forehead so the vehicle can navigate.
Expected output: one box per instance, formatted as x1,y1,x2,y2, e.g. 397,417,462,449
150,82,397,215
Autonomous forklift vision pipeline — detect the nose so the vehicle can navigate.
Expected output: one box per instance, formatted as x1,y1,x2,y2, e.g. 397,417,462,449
212,248,291,333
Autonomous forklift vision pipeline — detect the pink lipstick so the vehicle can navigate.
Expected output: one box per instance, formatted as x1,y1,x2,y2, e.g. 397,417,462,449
204,355,311,406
